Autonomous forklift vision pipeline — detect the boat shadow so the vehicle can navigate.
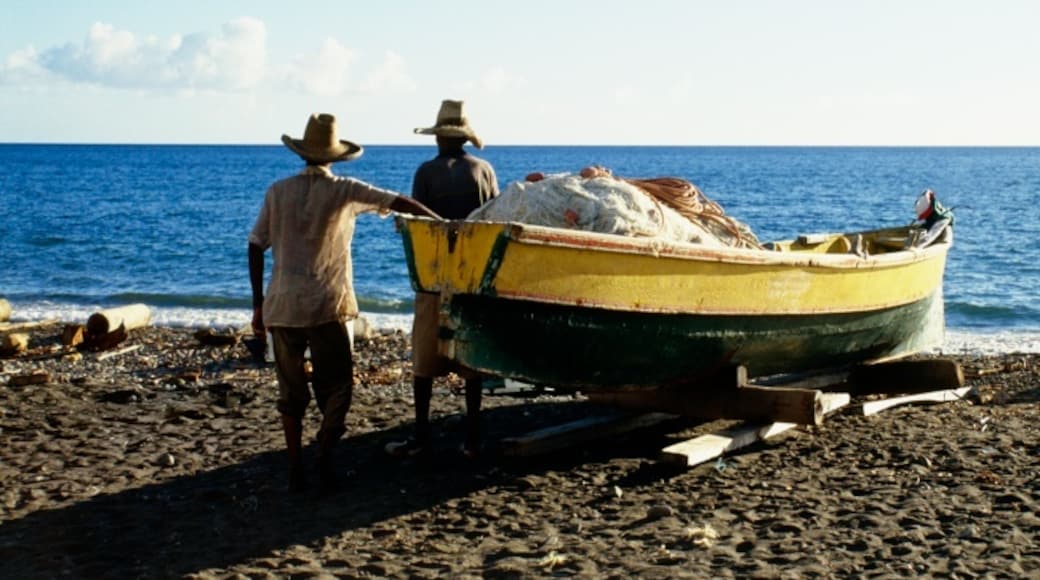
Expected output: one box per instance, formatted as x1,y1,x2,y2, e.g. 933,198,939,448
0,399,691,578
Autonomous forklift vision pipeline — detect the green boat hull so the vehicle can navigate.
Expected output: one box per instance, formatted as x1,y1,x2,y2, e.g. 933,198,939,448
442,291,942,390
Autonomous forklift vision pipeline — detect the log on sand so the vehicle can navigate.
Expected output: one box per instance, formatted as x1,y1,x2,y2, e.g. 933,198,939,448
1,333,29,357
86,304,152,336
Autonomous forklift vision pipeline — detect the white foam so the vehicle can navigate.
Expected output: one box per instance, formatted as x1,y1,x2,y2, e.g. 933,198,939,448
940,330,1040,355
8,302,413,333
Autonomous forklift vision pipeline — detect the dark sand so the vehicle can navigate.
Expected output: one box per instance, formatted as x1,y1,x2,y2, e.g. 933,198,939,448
0,325,1037,578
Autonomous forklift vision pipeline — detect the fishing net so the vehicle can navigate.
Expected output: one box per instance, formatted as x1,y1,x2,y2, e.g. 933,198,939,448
467,168,763,249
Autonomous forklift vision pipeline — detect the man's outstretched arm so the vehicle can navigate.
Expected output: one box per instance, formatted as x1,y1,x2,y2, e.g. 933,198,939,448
390,196,441,219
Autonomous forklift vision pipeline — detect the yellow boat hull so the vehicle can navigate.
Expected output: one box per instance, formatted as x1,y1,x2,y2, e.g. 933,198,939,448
398,218,950,388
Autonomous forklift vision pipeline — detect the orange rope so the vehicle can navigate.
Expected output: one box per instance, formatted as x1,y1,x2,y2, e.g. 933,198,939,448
624,176,763,249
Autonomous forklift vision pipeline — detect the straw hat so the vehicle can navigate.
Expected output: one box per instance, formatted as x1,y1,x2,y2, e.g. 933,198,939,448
282,113,363,163
414,99,483,149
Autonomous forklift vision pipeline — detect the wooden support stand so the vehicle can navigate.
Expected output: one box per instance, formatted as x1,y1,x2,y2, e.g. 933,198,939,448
492,358,966,465
849,359,964,394
498,412,679,457
861,386,973,416
659,393,851,467
587,384,825,425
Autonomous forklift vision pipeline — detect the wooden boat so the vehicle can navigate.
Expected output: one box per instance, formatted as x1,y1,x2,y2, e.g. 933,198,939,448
397,217,951,391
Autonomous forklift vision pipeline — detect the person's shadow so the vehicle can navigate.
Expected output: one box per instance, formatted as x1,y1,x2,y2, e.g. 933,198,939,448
0,397,691,578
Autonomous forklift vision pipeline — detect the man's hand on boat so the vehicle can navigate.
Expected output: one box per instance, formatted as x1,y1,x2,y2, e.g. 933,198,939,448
391,196,442,220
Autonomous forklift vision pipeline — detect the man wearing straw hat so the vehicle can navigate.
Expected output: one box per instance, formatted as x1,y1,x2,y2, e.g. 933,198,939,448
249,113,439,493
386,99,499,459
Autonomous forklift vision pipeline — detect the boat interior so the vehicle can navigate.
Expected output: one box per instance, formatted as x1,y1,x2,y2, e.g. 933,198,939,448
766,225,950,256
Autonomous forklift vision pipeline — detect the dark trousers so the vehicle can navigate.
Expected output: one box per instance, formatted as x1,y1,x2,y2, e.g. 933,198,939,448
270,320,354,455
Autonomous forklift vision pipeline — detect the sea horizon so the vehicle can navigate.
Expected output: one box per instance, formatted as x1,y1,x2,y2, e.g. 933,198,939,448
4,142,1040,149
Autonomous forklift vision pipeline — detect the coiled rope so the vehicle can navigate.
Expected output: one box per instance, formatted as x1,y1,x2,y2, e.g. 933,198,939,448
625,176,764,249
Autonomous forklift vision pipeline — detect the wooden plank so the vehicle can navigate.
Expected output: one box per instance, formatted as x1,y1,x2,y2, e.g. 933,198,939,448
861,386,973,416
588,384,823,425
485,378,547,397
820,392,851,415
96,344,142,362
0,319,60,333
660,422,798,466
750,370,851,391
499,412,678,457
660,392,850,467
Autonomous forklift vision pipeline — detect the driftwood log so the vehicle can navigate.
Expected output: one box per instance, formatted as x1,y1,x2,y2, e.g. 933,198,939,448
8,370,50,387
62,324,85,348
0,298,11,323
86,304,152,336
82,325,129,352
1,333,29,357
194,329,240,347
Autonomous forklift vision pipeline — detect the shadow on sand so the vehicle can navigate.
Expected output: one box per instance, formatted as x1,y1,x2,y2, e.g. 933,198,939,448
0,400,691,577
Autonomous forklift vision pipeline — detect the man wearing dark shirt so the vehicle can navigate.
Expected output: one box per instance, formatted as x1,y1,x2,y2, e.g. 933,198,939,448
386,100,499,458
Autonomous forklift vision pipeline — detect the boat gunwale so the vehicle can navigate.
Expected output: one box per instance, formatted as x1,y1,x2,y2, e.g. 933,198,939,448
396,216,951,315
495,221,949,270
397,216,949,270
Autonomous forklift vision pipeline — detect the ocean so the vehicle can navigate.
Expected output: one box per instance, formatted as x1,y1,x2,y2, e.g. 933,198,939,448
2,144,1039,355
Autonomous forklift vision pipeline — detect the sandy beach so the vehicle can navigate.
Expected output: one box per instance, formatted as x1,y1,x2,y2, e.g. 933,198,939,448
0,324,1036,578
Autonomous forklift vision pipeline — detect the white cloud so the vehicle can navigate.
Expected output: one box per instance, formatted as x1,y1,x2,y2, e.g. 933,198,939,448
1,18,267,91
0,19,421,99
187,17,267,90
1,45,50,83
479,66,525,94
283,37,357,96
359,51,416,94
451,65,526,96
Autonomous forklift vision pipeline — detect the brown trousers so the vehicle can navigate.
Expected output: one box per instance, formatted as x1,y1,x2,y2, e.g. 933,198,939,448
412,292,479,379
270,320,354,451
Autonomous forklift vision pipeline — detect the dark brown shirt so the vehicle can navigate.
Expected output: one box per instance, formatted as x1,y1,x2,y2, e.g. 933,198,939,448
412,148,498,219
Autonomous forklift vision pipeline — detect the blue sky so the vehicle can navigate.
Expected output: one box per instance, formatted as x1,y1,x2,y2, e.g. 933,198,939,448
2,0,1037,145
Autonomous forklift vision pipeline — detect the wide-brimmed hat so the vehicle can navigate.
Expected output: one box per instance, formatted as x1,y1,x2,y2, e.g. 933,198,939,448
414,99,483,149
282,113,363,163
